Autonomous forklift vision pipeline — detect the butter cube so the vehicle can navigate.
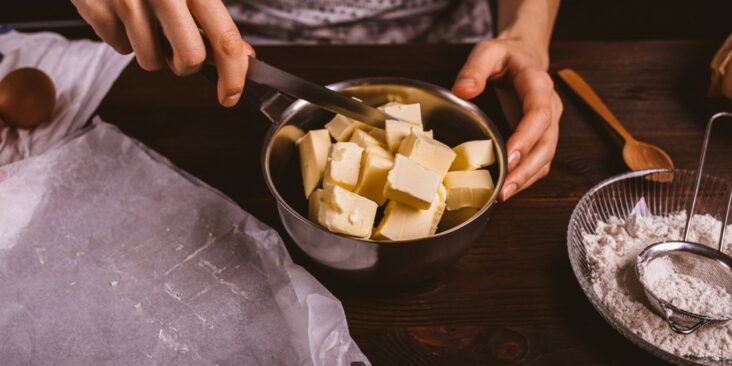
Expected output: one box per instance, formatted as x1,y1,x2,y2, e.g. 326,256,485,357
325,114,372,141
444,170,494,210
308,188,324,221
438,207,479,231
450,140,495,171
350,128,384,149
296,129,332,198
382,102,422,126
317,184,377,238
374,185,447,240
385,119,430,152
364,144,394,160
323,142,364,191
354,153,394,206
383,154,441,210
398,132,456,178
368,127,387,145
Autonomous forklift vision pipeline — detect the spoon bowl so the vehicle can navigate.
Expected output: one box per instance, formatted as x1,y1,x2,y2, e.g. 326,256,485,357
622,139,674,171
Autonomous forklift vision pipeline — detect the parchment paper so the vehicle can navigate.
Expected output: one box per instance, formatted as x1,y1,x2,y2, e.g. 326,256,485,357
0,119,368,365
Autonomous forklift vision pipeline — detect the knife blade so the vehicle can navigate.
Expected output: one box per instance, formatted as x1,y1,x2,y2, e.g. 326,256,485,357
245,57,389,128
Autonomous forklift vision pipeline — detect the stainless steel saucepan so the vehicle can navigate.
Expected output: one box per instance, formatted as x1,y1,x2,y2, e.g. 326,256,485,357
249,77,507,285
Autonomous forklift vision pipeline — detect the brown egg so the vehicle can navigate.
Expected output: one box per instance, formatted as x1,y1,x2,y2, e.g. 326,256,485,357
0,67,56,129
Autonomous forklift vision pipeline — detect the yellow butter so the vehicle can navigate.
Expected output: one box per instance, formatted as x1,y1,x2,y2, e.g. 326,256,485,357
317,184,377,238
438,207,479,231
354,152,394,206
350,128,384,149
367,127,387,145
296,129,332,198
443,170,494,210
382,102,422,126
364,144,394,160
308,188,324,221
398,132,456,178
323,142,364,191
450,140,495,171
374,185,446,240
383,154,441,210
385,119,430,153
325,114,372,141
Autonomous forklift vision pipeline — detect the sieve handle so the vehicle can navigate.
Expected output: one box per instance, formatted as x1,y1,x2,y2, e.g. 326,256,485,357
660,301,711,335
683,112,732,243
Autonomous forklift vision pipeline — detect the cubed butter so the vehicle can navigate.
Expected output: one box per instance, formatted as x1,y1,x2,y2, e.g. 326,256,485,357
438,207,479,231
398,132,456,178
368,127,387,145
317,184,377,238
382,102,422,126
296,129,332,198
383,154,441,210
325,114,371,141
364,144,394,160
443,170,494,211
385,119,430,153
308,188,324,221
323,142,364,191
350,128,384,149
374,185,447,240
354,153,394,206
450,140,495,171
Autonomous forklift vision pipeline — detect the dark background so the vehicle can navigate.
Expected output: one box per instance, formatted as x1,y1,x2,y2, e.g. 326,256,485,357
2,0,732,41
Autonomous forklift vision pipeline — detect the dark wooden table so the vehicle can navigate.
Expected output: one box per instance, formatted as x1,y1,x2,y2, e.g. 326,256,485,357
97,41,732,365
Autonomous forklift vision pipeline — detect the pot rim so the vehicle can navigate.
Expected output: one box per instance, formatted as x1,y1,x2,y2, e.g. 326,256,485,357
261,76,507,245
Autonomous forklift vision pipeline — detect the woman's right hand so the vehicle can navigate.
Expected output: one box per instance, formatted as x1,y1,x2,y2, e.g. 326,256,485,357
71,0,254,107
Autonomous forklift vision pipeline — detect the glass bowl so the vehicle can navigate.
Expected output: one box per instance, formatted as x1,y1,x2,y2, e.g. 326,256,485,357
567,168,731,366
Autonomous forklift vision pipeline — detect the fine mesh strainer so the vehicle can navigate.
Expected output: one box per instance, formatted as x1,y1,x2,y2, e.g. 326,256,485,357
635,112,732,335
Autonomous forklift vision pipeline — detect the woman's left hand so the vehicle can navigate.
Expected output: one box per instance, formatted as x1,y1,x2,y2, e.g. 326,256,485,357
452,38,562,201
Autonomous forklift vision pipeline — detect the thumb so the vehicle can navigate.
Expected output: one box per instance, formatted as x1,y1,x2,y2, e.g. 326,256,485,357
452,43,507,100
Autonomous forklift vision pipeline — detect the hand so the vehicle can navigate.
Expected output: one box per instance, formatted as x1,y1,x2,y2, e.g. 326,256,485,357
72,0,254,107
452,38,562,201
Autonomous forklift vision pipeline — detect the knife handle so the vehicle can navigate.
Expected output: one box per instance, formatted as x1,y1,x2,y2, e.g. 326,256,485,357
199,55,293,123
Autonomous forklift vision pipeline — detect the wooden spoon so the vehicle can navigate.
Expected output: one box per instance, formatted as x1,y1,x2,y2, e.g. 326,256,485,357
557,68,674,171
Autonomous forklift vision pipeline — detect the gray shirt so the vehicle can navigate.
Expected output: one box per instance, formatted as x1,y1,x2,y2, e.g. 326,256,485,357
225,0,493,44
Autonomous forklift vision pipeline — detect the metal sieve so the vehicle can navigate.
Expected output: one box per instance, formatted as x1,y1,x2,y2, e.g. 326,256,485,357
635,112,732,335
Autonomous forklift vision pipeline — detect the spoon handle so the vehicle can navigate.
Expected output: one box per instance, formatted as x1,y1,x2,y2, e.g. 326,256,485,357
557,68,634,142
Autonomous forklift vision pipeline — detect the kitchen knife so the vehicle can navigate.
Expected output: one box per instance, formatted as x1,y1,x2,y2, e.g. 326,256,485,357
202,57,390,128
246,57,390,128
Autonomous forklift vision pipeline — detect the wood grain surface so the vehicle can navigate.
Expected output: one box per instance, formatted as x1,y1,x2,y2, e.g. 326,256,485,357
95,41,732,365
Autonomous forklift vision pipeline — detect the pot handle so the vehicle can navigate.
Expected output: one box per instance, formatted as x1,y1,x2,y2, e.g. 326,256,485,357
201,61,294,125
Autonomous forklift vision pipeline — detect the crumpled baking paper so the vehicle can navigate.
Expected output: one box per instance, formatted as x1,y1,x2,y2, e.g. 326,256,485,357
0,119,369,365
0,30,133,165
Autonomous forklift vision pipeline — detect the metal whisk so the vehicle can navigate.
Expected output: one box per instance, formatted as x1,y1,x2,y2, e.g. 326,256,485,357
635,112,732,335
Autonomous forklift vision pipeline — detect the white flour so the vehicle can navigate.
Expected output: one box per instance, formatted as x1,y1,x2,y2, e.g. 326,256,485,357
583,210,732,361
642,256,732,317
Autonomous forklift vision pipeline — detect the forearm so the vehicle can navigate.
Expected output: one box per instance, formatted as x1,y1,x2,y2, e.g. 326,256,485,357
497,0,560,66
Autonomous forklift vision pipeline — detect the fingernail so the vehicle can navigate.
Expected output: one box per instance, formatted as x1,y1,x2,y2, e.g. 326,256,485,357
454,78,476,89
508,150,521,171
224,93,241,106
502,183,517,200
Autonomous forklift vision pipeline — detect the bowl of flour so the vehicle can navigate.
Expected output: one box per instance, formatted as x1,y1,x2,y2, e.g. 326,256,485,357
568,169,732,365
